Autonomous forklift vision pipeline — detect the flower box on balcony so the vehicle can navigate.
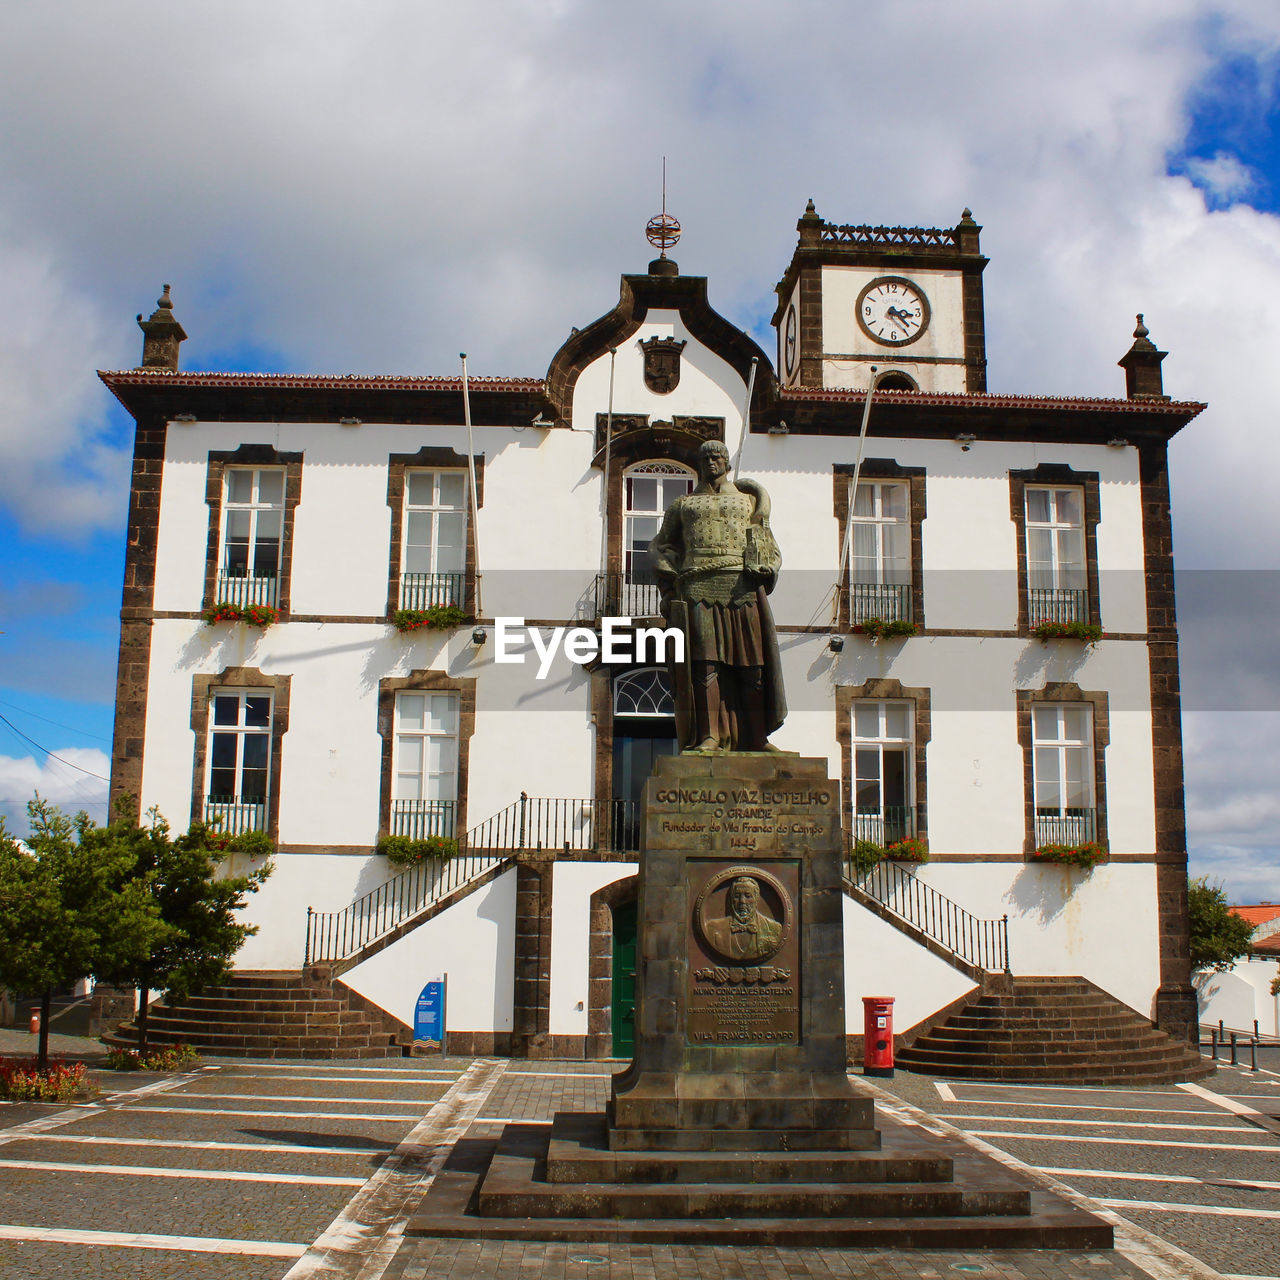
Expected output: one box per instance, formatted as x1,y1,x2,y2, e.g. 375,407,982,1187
377,834,458,865
853,617,920,642
202,602,279,627
1030,619,1103,645
849,836,929,873
1030,841,1107,869
391,606,471,633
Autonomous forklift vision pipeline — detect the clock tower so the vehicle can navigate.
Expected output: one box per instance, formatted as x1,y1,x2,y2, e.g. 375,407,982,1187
772,201,987,393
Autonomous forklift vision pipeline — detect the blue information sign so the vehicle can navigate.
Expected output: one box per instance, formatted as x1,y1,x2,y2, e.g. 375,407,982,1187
414,980,445,1042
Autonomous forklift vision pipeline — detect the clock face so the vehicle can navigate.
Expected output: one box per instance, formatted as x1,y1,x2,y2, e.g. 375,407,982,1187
856,276,930,346
783,304,798,376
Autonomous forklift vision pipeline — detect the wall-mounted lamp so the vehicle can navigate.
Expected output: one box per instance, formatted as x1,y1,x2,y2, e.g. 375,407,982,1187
173,413,197,423
1107,437,1130,448
339,416,362,427
955,433,977,451
531,413,555,428
768,420,789,436
471,627,487,646
828,634,845,653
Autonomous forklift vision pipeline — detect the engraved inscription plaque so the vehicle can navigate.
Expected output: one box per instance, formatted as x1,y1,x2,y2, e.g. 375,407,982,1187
687,860,801,1046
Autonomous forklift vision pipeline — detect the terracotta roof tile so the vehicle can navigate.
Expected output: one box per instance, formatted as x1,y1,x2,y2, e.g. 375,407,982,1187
781,387,1206,417
1233,904,1280,927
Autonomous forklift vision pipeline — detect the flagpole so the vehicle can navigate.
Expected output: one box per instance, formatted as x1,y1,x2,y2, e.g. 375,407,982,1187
460,353,483,621
599,347,618,581
835,365,878,624
732,357,759,479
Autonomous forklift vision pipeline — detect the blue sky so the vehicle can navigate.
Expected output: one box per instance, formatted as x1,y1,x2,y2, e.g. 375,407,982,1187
1,1,1278,900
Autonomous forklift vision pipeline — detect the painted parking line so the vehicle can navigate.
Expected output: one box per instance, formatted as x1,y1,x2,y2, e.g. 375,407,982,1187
504,1070,615,1078
933,1082,957,1102
7,1133,387,1156
1039,1165,1280,1191
967,1129,1277,1152
945,1113,1247,1133
1099,1197,1280,1220
1180,1081,1280,1139
940,1099,1223,1117
0,1157,365,1185
474,1116,553,1125
0,1223,306,1256
166,1091,436,1106
216,1062,457,1075
208,1073,454,1086
123,1105,419,1121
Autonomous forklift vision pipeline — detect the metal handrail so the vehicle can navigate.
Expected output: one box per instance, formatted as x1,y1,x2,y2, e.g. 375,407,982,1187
1028,586,1087,625
846,582,912,625
305,794,640,965
215,572,278,608
1034,808,1096,846
844,855,1011,975
399,572,465,610
590,572,664,621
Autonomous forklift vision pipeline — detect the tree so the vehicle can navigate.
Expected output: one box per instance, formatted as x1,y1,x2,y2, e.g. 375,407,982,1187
1188,877,1255,973
95,807,272,1054
0,799,168,1068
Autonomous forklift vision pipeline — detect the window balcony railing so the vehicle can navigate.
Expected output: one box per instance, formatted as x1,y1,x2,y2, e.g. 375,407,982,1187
848,805,915,846
1028,586,1087,626
204,797,267,836
390,799,458,840
1035,807,1096,846
399,572,465,611
590,573,664,622
848,582,912,626
216,573,278,608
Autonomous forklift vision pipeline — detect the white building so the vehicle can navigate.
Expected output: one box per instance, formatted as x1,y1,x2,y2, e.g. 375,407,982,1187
103,206,1206,1062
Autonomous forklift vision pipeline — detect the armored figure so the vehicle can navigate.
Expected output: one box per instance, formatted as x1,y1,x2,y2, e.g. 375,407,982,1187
649,439,787,751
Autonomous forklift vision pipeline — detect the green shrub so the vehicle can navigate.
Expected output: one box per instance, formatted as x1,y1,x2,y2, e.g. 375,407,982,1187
392,606,470,633
1031,841,1106,869
377,834,459,866
0,1058,96,1101
848,836,929,872
103,1043,200,1072
1030,620,1103,645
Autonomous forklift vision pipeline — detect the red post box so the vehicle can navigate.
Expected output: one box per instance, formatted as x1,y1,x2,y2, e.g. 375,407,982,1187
862,995,894,1076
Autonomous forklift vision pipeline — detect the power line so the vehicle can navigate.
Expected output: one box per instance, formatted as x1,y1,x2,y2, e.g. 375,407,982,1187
0,712,110,782
0,697,111,746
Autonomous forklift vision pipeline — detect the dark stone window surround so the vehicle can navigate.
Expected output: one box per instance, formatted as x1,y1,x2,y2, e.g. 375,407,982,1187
832,459,927,630
375,669,477,840
202,445,304,615
1008,463,1102,632
587,874,638,1059
1015,682,1110,858
834,679,931,848
385,447,484,617
189,667,292,842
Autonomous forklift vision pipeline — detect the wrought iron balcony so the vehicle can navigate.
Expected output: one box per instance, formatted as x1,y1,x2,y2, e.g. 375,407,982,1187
1035,808,1097,846
399,572,465,611
847,582,912,626
390,799,457,840
848,806,915,846
204,797,266,835
1028,587,1087,625
590,573,664,622
215,573,278,608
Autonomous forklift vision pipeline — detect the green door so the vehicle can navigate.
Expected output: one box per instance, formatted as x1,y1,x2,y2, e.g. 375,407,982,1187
611,900,638,1058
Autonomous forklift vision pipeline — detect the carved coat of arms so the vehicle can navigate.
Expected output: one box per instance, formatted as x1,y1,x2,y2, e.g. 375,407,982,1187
640,337,687,394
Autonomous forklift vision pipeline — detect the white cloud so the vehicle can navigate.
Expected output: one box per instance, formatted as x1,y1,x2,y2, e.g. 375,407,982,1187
1183,151,1259,202
0,749,111,837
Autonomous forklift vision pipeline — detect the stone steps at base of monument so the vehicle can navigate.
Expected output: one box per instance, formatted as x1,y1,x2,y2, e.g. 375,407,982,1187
896,976,1212,1084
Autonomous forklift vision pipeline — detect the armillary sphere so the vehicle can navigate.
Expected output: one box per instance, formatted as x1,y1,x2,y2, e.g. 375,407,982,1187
646,212,681,254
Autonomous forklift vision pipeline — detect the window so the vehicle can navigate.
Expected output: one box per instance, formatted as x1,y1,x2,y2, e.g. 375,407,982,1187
390,692,459,838
1025,485,1087,624
850,700,914,843
1032,704,1095,845
219,468,284,607
205,690,271,834
849,481,911,623
400,470,467,609
608,463,693,618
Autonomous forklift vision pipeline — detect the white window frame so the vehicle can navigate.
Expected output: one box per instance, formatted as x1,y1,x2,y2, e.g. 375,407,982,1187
613,667,676,718
623,462,694,585
1025,485,1086,591
850,700,914,842
205,690,273,835
1032,703,1095,842
390,691,459,837
849,480,911,623
221,467,285,590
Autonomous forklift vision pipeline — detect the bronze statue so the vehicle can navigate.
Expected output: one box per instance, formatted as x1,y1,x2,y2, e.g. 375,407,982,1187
701,875,783,962
650,439,786,751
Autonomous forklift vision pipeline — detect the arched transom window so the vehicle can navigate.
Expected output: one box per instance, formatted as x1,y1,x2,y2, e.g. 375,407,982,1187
613,667,675,718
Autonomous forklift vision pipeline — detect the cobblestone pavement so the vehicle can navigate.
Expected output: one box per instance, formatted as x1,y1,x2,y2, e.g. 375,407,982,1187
1,1053,1262,1280
870,1057,1280,1280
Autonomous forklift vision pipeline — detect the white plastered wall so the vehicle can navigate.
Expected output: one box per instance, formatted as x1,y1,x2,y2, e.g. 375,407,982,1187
1195,957,1280,1037
339,868,517,1034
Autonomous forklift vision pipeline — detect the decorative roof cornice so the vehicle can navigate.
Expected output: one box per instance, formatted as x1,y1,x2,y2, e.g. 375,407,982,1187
780,387,1205,417
99,370,543,392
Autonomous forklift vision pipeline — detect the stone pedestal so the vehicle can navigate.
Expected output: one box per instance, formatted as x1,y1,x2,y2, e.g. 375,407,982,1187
610,753,873,1151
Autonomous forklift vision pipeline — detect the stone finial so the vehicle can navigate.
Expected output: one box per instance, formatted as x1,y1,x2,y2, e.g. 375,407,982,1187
955,207,982,253
798,198,823,245
136,283,187,370
1118,312,1168,400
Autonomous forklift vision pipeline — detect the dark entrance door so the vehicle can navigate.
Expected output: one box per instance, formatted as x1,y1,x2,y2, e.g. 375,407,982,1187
611,899,638,1058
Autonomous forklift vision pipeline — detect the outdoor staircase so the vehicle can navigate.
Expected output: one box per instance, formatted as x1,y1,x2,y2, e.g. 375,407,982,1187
103,968,410,1060
897,976,1212,1084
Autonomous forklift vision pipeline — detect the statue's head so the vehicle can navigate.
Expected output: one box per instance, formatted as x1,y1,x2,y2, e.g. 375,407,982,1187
698,439,730,479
